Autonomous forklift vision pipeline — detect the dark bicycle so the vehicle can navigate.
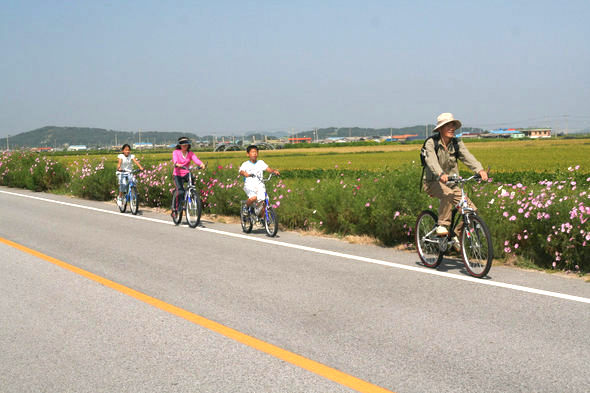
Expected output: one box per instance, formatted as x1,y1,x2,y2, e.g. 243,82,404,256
415,174,493,278
171,166,203,228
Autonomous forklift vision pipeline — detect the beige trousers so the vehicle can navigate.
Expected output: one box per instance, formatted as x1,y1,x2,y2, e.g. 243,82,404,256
424,181,477,236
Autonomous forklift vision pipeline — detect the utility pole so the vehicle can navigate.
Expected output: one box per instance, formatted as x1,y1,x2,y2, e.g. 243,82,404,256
6,135,9,151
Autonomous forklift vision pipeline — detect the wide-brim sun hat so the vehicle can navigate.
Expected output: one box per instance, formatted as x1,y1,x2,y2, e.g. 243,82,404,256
432,113,462,132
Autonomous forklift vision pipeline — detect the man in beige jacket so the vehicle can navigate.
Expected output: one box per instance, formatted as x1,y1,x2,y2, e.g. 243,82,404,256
423,113,488,248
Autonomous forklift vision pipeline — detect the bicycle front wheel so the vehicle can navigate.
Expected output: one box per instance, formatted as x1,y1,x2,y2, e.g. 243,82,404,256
171,190,183,225
129,186,139,215
415,210,443,268
185,188,202,228
118,190,127,213
461,213,493,278
264,206,278,237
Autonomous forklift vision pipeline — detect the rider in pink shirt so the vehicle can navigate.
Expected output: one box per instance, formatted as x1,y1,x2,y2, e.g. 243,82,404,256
171,137,205,218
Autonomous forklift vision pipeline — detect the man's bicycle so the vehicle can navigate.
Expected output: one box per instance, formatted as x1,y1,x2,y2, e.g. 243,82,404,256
240,173,279,237
116,169,141,215
171,166,203,228
415,174,493,278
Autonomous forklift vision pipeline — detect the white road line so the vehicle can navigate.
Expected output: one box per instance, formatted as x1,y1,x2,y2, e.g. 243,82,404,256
2,189,590,305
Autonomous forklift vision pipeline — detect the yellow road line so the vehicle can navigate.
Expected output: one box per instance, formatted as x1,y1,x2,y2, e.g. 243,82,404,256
0,236,395,393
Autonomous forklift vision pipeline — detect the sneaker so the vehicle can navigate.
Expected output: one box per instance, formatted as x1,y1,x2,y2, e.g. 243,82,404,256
451,236,461,252
435,226,449,236
117,196,123,207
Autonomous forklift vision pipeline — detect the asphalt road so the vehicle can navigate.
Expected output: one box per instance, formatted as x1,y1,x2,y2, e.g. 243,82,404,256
1,186,589,393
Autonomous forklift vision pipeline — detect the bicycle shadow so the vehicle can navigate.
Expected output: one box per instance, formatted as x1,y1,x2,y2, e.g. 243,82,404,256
414,257,493,280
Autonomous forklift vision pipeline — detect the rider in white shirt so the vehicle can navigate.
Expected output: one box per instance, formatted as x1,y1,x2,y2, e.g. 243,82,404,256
116,144,144,205
238,145,280,216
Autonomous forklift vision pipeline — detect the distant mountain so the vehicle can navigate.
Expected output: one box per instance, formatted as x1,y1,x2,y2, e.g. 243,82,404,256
8,125,487,148
294,125,484,139
8,126,203,148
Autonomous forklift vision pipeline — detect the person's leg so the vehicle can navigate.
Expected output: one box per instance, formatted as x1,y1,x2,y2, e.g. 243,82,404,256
118,174,126,201
173,175,186,212
256,185,267,217
117,174,123,199
243,185,257,207
424,181,461,228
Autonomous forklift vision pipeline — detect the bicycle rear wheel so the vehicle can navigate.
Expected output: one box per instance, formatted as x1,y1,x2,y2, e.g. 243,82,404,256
415,210,444,268
186,188,202,228
129,186,139,215
171,190,183,225
264,206,278,237
240,201,253,233
461,213,493,278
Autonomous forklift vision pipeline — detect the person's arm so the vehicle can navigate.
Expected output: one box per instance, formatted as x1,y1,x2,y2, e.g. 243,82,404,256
266,167,280,175
423,139,446,182
190,152,205,169
117,158,122,171
172,150,182,168
456,140,487,180
132,157,144,171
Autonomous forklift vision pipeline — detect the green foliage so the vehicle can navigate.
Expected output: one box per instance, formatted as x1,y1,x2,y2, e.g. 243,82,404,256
0,151,69,191
67,157,116,200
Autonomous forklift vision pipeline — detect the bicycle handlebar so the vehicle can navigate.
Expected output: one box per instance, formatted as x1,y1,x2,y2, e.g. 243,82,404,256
179,160,208,171
116,169,142,174
447,173,481,185
251,173,278,182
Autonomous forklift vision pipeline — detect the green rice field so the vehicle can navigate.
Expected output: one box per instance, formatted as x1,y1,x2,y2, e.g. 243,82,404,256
50,138,590,174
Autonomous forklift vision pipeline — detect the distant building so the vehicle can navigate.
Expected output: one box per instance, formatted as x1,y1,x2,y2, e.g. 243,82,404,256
484,129,525,138
133,142,154,149
68,145,87,151
483,128,550,139
31,147,54,152
288,137,312,144
519,128,551,138
385,134,419,142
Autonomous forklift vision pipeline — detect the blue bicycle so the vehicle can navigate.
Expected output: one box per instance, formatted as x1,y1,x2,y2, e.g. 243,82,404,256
240,173,279,237
116,169,141,215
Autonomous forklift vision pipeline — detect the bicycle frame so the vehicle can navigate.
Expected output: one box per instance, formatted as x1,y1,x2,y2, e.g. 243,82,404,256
447,174,479,237
117,170,139,201
254,173,275,221
175,166,202,202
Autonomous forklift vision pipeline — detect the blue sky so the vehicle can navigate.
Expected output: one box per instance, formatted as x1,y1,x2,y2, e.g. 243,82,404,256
1,0,589,137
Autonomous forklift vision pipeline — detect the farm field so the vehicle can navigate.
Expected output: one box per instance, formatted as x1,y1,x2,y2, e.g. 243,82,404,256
49,138,590,173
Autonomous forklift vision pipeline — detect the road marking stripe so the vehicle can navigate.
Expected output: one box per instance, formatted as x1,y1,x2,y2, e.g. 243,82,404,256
0,236,395,393
2,189,590,305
